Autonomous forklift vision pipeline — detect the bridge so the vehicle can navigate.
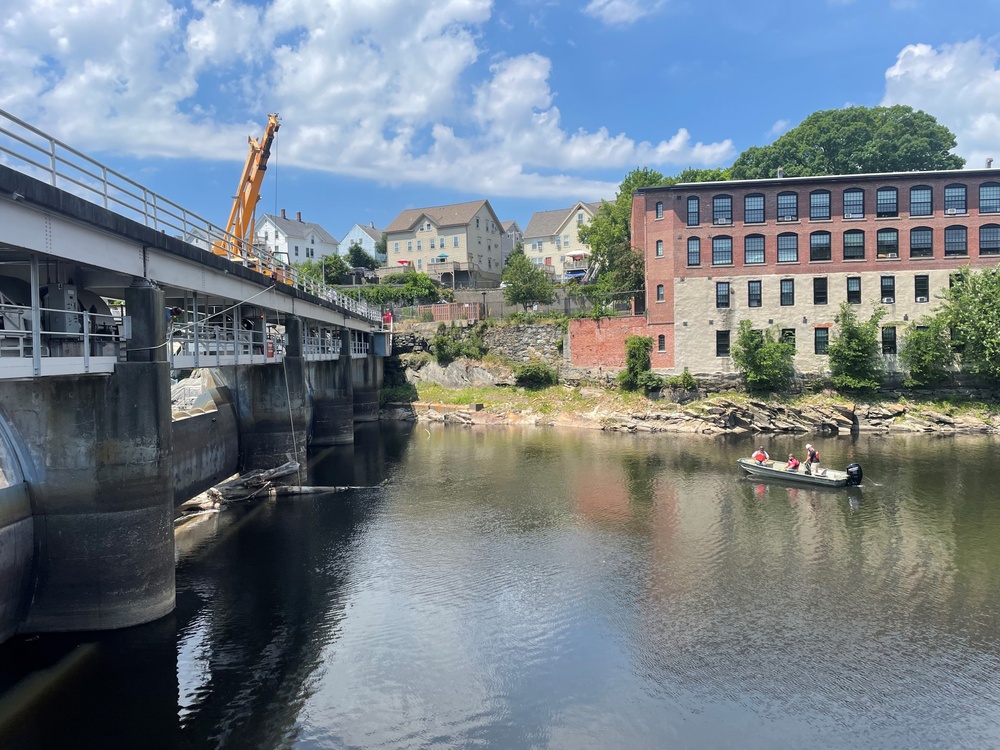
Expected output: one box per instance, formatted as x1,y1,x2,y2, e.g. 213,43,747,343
0,109,389,643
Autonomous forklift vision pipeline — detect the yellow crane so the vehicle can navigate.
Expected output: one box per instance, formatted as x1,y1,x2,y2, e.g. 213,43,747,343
213,113,281,273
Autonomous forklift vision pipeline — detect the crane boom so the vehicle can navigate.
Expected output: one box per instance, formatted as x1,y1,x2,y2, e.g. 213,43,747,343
213,113,281,265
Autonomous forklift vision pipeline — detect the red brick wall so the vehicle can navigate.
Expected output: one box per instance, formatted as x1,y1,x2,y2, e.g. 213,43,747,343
569,317,661,368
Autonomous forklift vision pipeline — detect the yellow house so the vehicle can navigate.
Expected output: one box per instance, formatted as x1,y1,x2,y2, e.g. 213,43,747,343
384,200,505,288
522,201,601,281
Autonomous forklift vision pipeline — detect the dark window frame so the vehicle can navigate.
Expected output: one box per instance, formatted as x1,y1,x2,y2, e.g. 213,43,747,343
687,196,700,226
744,193,765,224
980,182,1000,214
813,277,828,305
715,282,731,308
944,225,968,256
814,327,830,355
716,330,731,357
843,188,865,218
915,274,930,302
777,191,798,221
843,229,865,260
876,186,899,218
981,224,1000,255
880,276,896,303
747,280,762,308
657,334,666,351
744,234,765,264
809,190,831,220
655,239,664,257
656,284,665,302
910,226,933,258
944,184,967,214
910,185,932,217
780,278,795,306
687,237,701,266
713,195,733,225
877,228,899,258
777,232,798,263
882,326,897,355
655,201,663,219
847,276,861,304
712,236,734,266
809,231,832,261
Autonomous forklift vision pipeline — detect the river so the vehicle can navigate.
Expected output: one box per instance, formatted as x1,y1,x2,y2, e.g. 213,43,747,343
1,425,999,749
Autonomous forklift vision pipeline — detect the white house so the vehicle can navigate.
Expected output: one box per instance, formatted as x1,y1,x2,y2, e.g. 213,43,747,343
255,209,339,264
340,222,385,264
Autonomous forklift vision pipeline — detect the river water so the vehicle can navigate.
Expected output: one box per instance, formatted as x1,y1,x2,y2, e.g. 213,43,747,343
1,425,999,749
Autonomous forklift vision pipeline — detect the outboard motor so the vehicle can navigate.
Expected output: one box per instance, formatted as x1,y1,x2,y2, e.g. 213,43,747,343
845,463,863,487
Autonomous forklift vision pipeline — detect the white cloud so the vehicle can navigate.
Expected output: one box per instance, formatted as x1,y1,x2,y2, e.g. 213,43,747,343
883,39,1000,169
583,0,664,26
0,0,732,202
769,119,791,137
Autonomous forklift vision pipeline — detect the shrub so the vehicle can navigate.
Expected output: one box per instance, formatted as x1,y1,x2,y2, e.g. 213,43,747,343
636,371,664,393
430,322,488,365
420,311,434,322
663,368,698,391
829,303,886,392
514,362,557,388
379,383,419,406
730,320,795,393
617,335,653,391
899,316,954,387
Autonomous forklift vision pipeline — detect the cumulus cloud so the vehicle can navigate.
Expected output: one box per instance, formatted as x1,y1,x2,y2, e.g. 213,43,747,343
0,0,732,201
769,119,791,137
582,0,664,26
883,39,1000,169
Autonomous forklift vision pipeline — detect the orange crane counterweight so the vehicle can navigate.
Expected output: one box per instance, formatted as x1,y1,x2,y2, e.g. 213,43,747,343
213,113,281,270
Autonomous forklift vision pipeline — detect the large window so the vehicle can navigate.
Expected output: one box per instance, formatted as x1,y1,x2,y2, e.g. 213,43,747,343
915,275,930,302
876,187,898,218
744,235,765,264
655,201,663,219
945,184,967,213
844,188,864,218
980,183,1000,213
748,280,762,308
744,194,764,224
944,225,968,256
910,185,932,216
810,190,831,220
712,236,733,265
777,192,798,221
687,237,701,266
809,231,831,261
877,228,899,258
655,240,664,257
777,233,798,263
716,282,731,308
847,277,861,304
780,279,795,306
981,224,1000,255
815,327,830,355
882,327,897,355
813,277,828,305
656,284,665,302
716,330,731,357
910,227,933,258
880,276,896,304
713,195,733,225
843,229,865,260
687,196,700,226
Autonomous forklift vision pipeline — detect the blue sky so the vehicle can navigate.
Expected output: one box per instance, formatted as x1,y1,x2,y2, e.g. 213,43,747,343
1,0,999,245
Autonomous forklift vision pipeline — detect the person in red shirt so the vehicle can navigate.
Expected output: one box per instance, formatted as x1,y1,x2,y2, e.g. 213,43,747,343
785,454,800,472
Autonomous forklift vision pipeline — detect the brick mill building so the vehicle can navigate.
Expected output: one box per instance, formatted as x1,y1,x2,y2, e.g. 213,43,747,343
600,168,1000,375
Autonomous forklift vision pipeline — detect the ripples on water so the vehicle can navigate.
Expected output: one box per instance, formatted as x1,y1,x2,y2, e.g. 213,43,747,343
1,425,999,749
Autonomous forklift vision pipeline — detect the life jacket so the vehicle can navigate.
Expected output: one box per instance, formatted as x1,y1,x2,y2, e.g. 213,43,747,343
808,448,820,462
787,458,800,469
753,450,767,462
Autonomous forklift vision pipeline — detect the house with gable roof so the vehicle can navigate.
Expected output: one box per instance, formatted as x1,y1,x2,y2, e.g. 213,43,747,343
500,220,523,267
255,209,340,264
383,199,504,288
341,222,386,263
522,201,602,281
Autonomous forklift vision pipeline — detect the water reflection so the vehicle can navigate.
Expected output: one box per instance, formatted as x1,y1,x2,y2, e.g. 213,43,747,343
0,427,998,749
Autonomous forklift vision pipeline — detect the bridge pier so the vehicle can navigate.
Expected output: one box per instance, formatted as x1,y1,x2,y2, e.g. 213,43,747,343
0,280,175,633
352,333,383,422
309,328,355,446
231,316,308,477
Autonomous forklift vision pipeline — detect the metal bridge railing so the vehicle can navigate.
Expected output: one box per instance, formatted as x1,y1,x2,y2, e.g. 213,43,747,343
0,108,383,324
0,302,121,376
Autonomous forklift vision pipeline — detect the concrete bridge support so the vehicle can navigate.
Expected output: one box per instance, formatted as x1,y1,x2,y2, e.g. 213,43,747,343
352,333,383,423
0,280,175,633
230,316,308,476
308,328,354,446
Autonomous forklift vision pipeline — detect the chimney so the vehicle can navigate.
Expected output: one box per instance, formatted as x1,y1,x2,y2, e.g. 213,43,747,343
281,208,286,219
988,158,994,169
777,166,785,178
297,211,302,222
370,221,375,228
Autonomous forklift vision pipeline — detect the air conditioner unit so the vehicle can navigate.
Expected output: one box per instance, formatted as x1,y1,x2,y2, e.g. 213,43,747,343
885,252,898,258
945,207,959,215
916,296,928,303
713,218,732,225
881,296,895,304
844,213,862,219
778,215,797,222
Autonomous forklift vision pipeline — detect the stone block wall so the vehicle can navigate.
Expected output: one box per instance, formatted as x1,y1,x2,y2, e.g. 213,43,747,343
482,324,564,364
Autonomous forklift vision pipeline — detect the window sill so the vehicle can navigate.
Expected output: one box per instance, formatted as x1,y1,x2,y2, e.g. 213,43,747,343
808,218,833,223
776,260,801,265
809,259,833,264
744,221,766,227
875,215,900,220
842,258,867,262
711,263,735,268
776,219,801,225
876,255,902,261
908,214,934,220
843,216,867,221
944,253,970,258
909,255,934,260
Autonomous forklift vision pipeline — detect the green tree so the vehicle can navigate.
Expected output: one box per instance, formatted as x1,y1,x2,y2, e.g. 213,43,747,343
356,270,444,306
939,267,1000,385
730,320,796,393
899,315,955,387
617,335,654,391
295,255,350,284
828,303,886,391
501,247,555,310
729,105,964,179
375,232,387,260
346,241,379,270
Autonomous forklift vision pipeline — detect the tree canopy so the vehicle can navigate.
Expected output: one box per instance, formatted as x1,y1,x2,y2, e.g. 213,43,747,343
501,247,555,310
730,321,795,393
346,241,380,270
828,303,886,391
938,267,1000,385
729,105,964,180
294,255,350,285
